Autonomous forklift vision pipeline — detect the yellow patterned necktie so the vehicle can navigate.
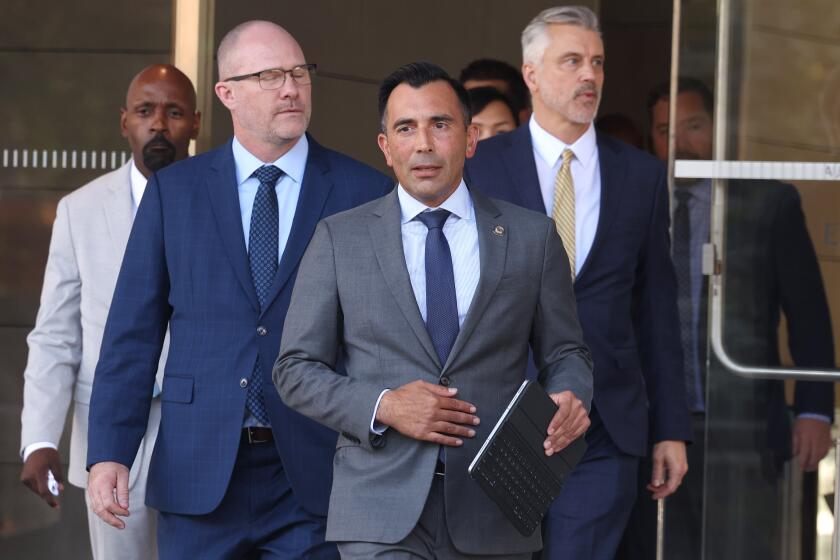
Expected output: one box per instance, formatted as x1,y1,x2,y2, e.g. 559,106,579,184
552,148,576,279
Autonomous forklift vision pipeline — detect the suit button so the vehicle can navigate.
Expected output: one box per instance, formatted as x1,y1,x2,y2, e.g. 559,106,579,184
439,376,450,387
257,326,268,336
240,378,248,388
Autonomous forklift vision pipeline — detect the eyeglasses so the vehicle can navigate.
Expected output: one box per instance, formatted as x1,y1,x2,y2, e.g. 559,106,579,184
223,64,317,90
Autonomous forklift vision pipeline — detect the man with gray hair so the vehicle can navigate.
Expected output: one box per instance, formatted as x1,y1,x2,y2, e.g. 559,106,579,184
466,6,693,558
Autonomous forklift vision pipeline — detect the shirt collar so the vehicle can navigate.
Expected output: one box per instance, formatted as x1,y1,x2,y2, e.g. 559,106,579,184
129,159,147,212
677,178,712,205
231,134,309,186
397,179,473,225
529,115,597,169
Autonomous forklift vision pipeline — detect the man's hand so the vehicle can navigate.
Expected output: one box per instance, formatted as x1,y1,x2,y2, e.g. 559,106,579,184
647,440,688,499
793,417,833,472
20,448,64,508
376,380,479,446
544,391,590,456
87,461,131,529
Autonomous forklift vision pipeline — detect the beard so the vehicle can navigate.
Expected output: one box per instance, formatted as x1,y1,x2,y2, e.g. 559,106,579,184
142,133,177,173
539,83,602,125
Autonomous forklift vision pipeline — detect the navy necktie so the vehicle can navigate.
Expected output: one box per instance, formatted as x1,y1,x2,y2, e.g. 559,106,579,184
246,164,283,426
673,188,702,412
416,210,459,368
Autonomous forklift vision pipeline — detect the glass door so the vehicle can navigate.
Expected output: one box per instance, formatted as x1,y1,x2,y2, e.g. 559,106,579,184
670,0,840,558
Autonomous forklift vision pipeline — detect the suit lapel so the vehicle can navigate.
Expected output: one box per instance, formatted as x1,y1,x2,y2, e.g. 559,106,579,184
206,141,261,314
442,189,506,374
103,162,134,262
500,125,546,213
263,137,334,314
368,191,441,368
576,133,625,282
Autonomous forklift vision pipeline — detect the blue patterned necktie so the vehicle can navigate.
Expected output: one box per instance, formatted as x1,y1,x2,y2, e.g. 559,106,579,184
673,187,702,412
416,209,459,368
246,164,283,426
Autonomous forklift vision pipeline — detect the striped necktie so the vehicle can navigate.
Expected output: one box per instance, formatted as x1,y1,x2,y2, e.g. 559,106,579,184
552,148,576,279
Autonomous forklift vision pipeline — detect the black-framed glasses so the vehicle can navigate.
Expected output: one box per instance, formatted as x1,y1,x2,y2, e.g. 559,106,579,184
223,64,317,90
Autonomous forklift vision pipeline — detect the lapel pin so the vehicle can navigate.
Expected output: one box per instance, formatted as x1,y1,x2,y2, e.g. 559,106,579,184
493,225,505,236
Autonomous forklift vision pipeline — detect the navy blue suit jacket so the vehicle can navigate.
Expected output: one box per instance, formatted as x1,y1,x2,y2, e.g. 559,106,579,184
87,136,393,515
465,125,693,456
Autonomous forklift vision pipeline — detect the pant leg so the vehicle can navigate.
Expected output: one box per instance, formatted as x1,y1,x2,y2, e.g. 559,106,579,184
540,410,639,560
158,436,335,560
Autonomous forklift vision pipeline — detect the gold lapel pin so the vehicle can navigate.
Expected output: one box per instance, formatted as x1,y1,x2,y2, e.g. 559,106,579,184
493,225,505,236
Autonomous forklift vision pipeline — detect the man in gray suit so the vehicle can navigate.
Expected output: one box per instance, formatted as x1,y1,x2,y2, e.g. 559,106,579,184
274,62,593,558
19,64,200,559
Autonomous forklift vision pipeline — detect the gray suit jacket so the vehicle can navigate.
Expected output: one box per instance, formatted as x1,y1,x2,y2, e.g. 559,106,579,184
274,187,592,555
20,161,166,489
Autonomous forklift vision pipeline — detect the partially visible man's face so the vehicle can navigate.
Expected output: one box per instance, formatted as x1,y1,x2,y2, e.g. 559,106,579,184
524,24,604,126
378,80,479,208
216,24,312,153
473,100,517,140
121,66,199,176
651,90,713,162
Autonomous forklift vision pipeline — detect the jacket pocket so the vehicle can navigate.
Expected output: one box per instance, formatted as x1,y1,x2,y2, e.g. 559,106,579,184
161,375,194,404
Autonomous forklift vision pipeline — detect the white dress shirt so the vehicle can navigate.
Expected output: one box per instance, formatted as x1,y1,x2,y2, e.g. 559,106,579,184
530,117,600,276
370,180,481,433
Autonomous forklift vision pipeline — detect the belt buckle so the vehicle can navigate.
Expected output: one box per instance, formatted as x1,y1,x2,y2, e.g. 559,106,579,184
245,427,269,444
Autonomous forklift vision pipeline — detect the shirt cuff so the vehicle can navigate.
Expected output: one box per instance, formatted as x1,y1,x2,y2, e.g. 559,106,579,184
23,442,58,462
796,413,832,424
370,389,391,436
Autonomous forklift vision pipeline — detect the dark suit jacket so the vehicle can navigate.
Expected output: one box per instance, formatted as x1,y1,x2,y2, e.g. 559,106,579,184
720,180,834,469
465,125,693,456
86,135,393,515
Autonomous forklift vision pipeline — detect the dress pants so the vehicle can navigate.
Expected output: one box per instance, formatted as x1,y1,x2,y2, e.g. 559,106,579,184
539,406,639,560
83,397,161,560
157,433,336,560
616,414,705,560
337,476,530,560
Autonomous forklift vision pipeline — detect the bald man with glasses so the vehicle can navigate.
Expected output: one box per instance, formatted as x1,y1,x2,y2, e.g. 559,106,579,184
85,21,392,559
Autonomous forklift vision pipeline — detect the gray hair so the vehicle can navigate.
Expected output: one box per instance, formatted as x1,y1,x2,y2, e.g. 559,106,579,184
522,6,601,66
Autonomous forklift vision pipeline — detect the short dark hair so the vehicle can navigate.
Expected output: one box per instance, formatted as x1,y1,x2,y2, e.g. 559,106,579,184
467,87,519,126
647,77,714,124
459,58,531,114
378,62,471,132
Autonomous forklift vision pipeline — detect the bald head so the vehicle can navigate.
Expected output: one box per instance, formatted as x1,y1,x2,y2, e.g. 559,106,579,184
121,64,200,177
214,21,312,162
217,20,302,80
126,64,197,112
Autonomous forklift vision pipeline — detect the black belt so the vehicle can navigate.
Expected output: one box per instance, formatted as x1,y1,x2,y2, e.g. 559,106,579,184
434,459,446,476
242,427,273,444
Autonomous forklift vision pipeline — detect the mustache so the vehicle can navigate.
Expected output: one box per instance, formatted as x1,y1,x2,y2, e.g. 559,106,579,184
574,84,599,98
143,133,176,152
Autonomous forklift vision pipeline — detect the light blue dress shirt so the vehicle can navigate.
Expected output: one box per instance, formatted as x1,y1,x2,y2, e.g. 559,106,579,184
232,135,307,262
370,180,481,433
232,135,308,428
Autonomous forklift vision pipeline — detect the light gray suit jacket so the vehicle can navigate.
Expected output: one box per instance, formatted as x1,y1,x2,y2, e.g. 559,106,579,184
20,161,166,489
274,187,593,555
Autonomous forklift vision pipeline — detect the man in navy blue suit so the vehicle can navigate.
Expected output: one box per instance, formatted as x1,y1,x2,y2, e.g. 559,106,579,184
465,6,693,559
85,20,392,559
